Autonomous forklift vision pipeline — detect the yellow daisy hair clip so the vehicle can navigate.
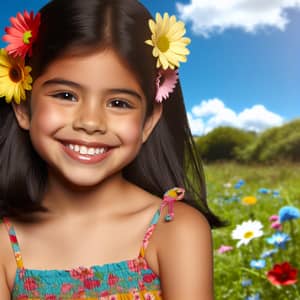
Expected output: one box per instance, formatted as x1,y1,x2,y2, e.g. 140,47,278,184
0,48,32,104
145,12,191,70
145,13,190,102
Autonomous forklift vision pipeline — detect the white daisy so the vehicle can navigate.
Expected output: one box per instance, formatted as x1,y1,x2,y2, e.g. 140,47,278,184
231,220,263,247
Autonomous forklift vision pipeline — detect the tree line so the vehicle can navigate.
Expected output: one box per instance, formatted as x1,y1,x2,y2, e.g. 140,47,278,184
195,119,300,163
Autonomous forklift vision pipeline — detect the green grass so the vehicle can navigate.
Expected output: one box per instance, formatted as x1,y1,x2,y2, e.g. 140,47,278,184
204,162,300,300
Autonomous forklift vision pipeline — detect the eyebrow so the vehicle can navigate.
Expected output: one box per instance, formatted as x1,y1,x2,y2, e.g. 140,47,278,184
42,78,143,101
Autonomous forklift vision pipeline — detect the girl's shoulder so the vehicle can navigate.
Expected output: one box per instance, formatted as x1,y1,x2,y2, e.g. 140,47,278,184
141,187,211,245
154,201,213,298
156,200,211,238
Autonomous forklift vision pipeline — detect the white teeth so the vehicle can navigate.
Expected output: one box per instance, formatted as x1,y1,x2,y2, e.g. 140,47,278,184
67,144,106,156
87,148,95,155
79,146,88,154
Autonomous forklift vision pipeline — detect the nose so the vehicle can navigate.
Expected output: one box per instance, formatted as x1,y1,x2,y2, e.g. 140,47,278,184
73,100,106,135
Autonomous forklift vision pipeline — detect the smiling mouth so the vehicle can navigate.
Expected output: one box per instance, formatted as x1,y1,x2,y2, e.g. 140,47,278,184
60,141,115,164
65,143,108,156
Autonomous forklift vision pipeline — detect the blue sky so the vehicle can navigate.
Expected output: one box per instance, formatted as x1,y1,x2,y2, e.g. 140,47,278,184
1,1,299,135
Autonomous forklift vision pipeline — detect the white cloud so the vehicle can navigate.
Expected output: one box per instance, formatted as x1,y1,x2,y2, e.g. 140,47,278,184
176,0,300,37
187,112,205,134
188,98,284,135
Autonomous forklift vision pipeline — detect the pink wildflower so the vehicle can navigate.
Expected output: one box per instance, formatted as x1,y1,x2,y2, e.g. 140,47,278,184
217,245,234,254
271,221,282,231
269,215,279,222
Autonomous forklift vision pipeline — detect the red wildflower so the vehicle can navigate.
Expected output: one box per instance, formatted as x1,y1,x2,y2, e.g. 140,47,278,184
267,262,298,285
3,10,41,58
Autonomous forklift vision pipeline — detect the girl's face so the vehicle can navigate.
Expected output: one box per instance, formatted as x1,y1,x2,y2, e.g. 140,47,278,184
14,49,161,187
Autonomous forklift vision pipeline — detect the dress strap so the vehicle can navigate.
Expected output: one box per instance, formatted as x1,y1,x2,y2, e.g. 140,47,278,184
2,217,24,269
138,187,185,258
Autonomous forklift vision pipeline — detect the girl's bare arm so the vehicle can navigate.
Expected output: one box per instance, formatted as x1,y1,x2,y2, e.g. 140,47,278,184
158,202,214,300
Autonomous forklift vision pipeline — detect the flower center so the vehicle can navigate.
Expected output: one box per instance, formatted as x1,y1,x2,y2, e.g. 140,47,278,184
279,273,288,281
9,66,22,83
244,231,254,239
23,31,32,44
157,35,170,52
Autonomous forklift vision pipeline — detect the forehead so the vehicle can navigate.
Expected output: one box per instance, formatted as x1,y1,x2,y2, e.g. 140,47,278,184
33,49,144,95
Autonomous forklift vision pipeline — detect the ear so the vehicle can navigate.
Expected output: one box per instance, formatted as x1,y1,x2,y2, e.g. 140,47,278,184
11,102,30,130
142,103,163,143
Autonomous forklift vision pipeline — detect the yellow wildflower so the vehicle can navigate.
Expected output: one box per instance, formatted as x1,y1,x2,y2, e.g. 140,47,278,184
242,196,257,206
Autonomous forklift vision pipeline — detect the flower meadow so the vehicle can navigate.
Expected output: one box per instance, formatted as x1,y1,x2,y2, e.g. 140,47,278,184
206,163,300,300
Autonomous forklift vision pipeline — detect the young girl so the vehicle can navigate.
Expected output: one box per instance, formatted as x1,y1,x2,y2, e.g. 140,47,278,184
0,0,223,299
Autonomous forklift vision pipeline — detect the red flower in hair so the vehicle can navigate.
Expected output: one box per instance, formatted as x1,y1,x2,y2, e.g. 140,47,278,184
3,10,41,58
267,262,298,285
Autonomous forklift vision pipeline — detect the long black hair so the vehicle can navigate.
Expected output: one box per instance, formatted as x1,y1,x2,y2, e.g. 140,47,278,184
0,0,224,227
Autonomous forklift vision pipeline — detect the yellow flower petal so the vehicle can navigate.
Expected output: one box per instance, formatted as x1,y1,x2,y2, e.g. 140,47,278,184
153,47,160,57
163,53,180,67
169,15,177,27
145,40,154,46
149,19,156,34
165,51,187,64
169,44,190,55
156,59,161,69
156,13,163,24
159,54,169,70
181,37,191,45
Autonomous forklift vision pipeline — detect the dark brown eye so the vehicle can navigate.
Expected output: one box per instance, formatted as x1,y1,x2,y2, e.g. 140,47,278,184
52,92,77,102
108,99,132,108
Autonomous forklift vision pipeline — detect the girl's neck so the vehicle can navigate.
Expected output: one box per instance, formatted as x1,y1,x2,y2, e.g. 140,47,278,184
41,170,135,219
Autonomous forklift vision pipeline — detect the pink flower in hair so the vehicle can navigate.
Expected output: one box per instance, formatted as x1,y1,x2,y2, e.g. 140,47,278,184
3,10,41,58
155,68,178,103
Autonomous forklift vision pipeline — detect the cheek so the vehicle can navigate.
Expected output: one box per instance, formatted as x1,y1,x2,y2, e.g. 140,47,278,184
30,101,66,134
115,116,145,144
29,101,67,152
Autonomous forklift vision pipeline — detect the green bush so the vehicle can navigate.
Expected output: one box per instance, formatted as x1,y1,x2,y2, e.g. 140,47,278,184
196,127,256,162
237,119,300,163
